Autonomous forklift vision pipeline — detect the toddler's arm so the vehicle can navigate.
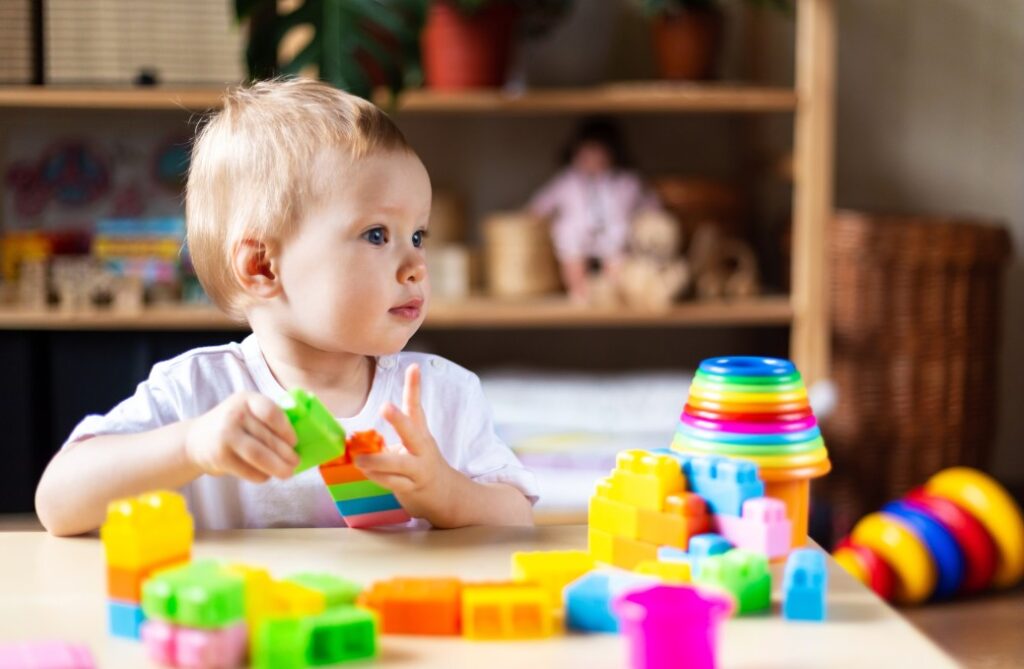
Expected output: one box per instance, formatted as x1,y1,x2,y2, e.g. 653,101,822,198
35,392,298,536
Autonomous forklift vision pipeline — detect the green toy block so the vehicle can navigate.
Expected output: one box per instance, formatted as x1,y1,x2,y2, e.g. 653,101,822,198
254,606,378,669
141,560,245,629
286,573,363,608
281,388,346,474
326,479,390,501
694,549,771,615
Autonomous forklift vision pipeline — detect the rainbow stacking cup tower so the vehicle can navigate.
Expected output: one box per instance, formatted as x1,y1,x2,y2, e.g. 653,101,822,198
672,356,831,547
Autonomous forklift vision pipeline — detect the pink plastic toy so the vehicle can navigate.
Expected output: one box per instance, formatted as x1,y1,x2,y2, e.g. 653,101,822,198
682,414,818,434
0,642,95,669
142,620,248,669
613,584,733,669
713,497,793,559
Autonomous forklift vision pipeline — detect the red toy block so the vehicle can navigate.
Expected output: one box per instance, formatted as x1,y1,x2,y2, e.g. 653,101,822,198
358,577,462,635
346,431,385,457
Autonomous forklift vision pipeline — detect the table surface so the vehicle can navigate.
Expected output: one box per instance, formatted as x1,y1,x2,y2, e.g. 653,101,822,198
0,525,960,669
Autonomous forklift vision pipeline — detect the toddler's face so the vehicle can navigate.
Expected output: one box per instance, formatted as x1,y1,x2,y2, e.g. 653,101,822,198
274,149,432,356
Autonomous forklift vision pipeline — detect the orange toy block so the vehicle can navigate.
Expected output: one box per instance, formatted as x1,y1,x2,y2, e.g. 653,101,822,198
101,491,193,569
319,458,366,485
106,555,188,602
636,492,710,549
608,450,686,511
589,527,659,569
461,584,553,640
347,430,385,457
358,578,462,636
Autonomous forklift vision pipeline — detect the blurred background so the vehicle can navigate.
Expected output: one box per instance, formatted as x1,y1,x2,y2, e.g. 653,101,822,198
0,0,1020,555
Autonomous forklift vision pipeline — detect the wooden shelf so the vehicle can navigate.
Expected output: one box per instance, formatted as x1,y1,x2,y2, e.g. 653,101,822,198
0,296,792,331
0,82,798,114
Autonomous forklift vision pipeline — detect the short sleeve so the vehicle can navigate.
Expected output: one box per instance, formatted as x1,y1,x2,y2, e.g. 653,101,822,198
449,374,540,506
63,363,184,449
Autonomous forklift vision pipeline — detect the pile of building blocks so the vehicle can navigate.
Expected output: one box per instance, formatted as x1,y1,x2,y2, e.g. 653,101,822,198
0,642,95,669
100,490,193,639
282,388,410,528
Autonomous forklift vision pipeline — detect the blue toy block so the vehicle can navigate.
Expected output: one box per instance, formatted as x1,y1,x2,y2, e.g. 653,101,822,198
656,534,732,578
782,549,827,622
683,456,764,517
657,546,688,562
564,570,658,633
108,600,145,639
335,493,402,516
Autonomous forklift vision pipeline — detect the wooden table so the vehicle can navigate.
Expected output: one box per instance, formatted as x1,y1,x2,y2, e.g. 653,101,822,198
0,525,959,668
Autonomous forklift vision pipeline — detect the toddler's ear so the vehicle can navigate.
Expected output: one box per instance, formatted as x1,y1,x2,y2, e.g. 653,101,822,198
232,238,282,299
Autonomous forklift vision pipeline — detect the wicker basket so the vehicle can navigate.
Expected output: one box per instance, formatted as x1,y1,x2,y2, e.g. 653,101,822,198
824,210,1012,537
483,212,561,299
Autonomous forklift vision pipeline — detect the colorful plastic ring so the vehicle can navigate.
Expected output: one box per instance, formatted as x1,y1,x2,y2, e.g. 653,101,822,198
672,434,822,457
882,501,965,600
698,357,796,377
903,489,998,594
680,414,818,434
833,547,870,586
695,370,803,387
833,538,896,601
851,513,937,604
924,468,1024,589
684,397,811,415
757,460,832,481
686,387,808,405
683,405,814,423
691,379,806,395
673,440,829,466
677,423,821,446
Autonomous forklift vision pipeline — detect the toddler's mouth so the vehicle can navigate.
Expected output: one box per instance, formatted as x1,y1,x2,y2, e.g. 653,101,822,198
389,297,423,320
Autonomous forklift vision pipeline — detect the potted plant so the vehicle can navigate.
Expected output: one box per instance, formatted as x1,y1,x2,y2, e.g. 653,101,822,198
234,0,427,102
641,0,790,81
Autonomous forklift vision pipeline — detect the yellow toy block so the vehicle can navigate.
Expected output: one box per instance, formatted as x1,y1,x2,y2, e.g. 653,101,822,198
511,550,594,607
100,491,194,569
589,484,640,539
634,560,693,584
461,584,554,640
224,564,275,630
265,579,327,617
608,450,685,511
588,528,659,570
636,492,710,549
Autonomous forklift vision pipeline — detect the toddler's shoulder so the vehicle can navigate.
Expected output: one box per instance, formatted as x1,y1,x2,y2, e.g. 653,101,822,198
149,340,252,386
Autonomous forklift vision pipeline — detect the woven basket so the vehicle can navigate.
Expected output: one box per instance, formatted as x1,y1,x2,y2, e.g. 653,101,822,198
824,210,1012,537
483,212,561,298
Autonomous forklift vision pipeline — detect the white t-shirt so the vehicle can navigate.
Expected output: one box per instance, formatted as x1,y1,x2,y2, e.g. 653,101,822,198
64,335,539,530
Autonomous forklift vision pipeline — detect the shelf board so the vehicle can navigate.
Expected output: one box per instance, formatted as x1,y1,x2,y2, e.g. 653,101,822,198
0,83,798,114
0,296,792,331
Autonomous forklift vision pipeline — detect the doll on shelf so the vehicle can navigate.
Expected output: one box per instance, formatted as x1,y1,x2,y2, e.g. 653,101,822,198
527,116,660,303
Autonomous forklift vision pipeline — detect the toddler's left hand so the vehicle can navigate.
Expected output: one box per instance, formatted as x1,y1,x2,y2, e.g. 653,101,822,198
353,364,460,525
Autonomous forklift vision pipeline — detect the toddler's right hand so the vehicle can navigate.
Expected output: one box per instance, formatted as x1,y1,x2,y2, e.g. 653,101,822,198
184,392,299,483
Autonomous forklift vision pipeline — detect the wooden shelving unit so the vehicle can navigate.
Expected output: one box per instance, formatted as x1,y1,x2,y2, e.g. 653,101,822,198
0,0,834,381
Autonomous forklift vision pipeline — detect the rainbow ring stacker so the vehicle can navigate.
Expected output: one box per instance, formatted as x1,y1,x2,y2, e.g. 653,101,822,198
694,370,803,387
683,405,814,423
681,414,818,434
677,424,822,446
698,356,796,377
850,513,937,604
924,467,1024,588
690,379,807,395
882,501,965,600
685,387,808,405
685,398,810,415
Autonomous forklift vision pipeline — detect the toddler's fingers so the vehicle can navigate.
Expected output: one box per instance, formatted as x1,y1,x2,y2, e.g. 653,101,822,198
246,393,298,445
354,452,416,479
380,403,424,454
242,411,299,468
359,470,415,494
221,450,270,484
233,432,294,479
402,365,427,426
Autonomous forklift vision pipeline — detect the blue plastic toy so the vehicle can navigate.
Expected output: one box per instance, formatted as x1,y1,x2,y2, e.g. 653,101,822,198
782,549,827,621
658,533,733,578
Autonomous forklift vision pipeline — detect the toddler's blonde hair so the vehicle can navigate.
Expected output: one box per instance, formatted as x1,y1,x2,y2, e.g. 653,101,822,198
186,78,412,319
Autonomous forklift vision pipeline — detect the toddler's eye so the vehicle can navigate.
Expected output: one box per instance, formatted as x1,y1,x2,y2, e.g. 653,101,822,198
412,230,428,248
363,227,387,245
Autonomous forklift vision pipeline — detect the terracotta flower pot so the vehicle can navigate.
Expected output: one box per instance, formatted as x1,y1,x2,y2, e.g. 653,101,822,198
422,1,518,89
652,8,724,81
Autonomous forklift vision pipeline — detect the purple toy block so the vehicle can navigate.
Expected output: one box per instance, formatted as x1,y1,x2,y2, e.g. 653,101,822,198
713,497,792,559
141,620,178,665
176,623,248,669
613,584,733,669
0,642,95,669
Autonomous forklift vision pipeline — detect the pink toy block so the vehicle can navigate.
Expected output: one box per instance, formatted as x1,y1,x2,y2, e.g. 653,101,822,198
345,509,411,528
0,642,95,669
176,623,248,669
713,497,792,559
141,620,178,665
613,584,732,669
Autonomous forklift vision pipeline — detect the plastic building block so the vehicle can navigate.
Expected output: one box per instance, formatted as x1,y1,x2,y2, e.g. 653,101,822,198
286,573,362,609
782,549,827,621
346,430,385,457
589,482,640,538
636,492,710,549
327,479,392,501
0,642,95,669
108,600,146,639
142,561,245,629
107,555,188,602
318,458,365,485
223,564,274,630
101,490,193,569
563,570,657,633
281,388,346,474
266,580,328,618
657,533,732,578
461,584,553,640
608,450,686,511
334,494,402,516
345,509,411,528
589,528,659,570
634,560,692,584
511,550,595,606
713,497,792,559
681,456,765,517
358,577,462,635
695,549,771,615
253,606,378,669
141,619,248,669
613,584,733,669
